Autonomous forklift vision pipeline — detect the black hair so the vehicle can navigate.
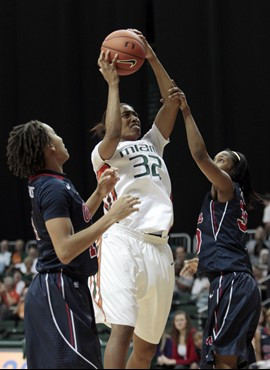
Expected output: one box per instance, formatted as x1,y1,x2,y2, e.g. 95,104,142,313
90,102,132,139
225,149,262,210
6,120,51,178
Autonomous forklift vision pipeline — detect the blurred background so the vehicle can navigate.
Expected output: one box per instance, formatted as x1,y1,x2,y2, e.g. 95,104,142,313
1,0,269,241
1,1,270,368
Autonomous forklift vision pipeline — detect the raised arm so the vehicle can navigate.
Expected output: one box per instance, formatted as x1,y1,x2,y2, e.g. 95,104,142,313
178,89,234,202
98,50,122,160
131,29,180,140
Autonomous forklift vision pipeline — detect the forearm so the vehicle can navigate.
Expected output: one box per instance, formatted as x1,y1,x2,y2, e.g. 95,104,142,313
147,53,174,102
105,83,122,138
85,189,104,217
182,107,208,160
56,213,117,264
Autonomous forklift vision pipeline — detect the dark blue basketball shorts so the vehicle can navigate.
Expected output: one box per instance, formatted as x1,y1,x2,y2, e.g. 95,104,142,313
201,272,261,369
25,272,103,369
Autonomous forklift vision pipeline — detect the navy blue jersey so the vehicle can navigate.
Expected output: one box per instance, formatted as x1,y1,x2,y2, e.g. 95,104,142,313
196,182,253,275
28,170,98,279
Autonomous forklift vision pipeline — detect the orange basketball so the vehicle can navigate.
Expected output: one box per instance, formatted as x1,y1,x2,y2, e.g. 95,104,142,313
101,30,146,76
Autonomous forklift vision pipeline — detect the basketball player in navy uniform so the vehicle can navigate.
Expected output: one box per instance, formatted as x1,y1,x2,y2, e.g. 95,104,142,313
6,120,140,369
175,90,262,369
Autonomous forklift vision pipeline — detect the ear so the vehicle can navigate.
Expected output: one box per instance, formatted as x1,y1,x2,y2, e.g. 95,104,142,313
44,142,56,156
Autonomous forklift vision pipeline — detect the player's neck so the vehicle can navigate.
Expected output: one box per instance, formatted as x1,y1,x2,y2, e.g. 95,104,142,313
44,159,64,174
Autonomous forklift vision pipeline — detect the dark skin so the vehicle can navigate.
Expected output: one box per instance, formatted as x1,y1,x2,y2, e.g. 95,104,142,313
173,91,238,369
41,123,140,265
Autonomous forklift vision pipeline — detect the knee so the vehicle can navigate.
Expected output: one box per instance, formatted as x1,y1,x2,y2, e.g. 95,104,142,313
111,325,134,344
133,343,157,363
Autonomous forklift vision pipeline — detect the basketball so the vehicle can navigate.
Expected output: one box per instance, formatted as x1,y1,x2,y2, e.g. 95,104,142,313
101,29,146,76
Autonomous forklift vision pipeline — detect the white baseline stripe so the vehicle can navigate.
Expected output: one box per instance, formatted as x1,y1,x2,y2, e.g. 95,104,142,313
213,277,235,340
61,273,78,352
70,311,78,352
45,274,98,369
60,272,65,299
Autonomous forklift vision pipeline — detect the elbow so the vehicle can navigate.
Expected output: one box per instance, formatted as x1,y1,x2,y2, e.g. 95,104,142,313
56,248,72,265
58,255,72,265
192,149,208,162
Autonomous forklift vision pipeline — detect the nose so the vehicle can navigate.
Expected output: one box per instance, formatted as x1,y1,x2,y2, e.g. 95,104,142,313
131,115,140,123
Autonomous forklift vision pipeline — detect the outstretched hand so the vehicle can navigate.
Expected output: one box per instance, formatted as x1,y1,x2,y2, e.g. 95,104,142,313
109,194,141,222
160,80,189,110
180,258,199,278
127,28,155,60
97,168,120,198
98,50,119,85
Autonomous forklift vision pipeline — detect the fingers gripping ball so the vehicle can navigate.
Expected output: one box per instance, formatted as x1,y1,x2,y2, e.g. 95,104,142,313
101,30,146,76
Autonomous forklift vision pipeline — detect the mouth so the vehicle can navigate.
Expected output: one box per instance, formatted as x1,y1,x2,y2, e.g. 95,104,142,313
130,123,141,130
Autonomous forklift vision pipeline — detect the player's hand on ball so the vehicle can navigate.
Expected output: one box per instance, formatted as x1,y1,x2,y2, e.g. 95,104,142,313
127,28,155,60
109,195,140,222
97,168,120,198
180,258,199,278
98,50,119,85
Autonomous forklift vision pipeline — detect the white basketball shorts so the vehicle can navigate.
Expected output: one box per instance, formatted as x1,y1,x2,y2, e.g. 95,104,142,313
89,223,175,344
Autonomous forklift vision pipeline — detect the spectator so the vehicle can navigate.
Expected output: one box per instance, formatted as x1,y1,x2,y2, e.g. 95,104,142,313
16,256,34,284
11,239,27,265
254,308,267,362
0,240,12,273
0,276,20,319
255,308,270,361
175,246,187,271
246,226,270,265
15,286,29,320
161,311,199,369
27,246,38,274
13,269,26,296
253,265,265,284
156,332,173,369
190,331,203,369
258,249,270,275
0,280,9,319
262,194,270,238
191,275,210,309
174,247,194,295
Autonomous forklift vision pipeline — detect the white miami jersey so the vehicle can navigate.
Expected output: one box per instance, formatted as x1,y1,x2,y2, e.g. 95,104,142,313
91,123,174,233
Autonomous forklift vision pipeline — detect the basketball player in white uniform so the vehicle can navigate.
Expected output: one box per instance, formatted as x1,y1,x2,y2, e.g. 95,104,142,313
90,30,182,369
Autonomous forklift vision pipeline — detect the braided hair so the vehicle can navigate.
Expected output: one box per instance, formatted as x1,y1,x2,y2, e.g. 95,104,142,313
225,149,262,210
6,120,51,178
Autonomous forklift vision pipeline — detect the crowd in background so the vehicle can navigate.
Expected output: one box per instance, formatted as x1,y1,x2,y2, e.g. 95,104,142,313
0,239,38,321
0,194,270,368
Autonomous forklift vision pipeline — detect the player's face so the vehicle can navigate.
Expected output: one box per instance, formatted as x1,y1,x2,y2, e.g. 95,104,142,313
214,151,234,174
42,124,70,163
120,105,141,141
174,314,187,331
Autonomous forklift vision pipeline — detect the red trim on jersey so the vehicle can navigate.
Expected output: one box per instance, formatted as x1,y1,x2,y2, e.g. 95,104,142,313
29,173,66,182
65,304,75,348
89,237,107,322
97,164,110,180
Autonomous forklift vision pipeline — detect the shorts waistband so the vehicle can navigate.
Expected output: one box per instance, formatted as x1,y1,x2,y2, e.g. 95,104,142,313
39,269,89,283
206,271,251,283
110,223,169,246
206,272,222,283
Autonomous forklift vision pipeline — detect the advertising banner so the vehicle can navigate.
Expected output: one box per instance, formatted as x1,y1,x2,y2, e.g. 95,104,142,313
0,351,26,369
